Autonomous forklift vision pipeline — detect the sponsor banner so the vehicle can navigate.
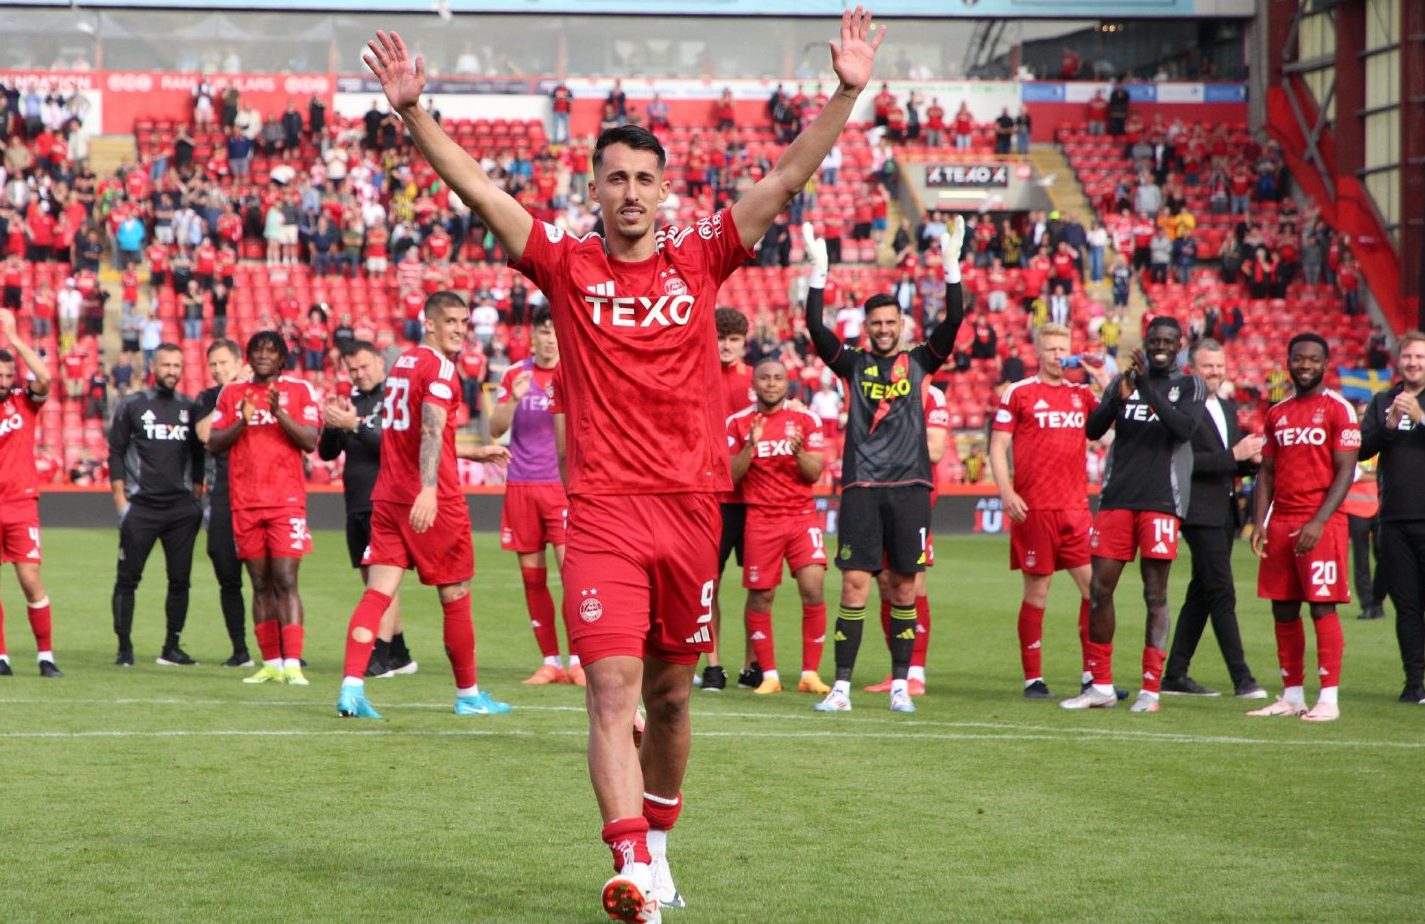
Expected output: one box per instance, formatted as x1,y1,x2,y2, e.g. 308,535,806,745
24,0,1257,15
0,70,333,134
1204,83,1249,103
1154,83,1206,104
1023,81,1246,105
925,163,1010,188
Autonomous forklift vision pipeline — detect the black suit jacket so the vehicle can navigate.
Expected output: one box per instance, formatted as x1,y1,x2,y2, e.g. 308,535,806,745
1183,395,1254,528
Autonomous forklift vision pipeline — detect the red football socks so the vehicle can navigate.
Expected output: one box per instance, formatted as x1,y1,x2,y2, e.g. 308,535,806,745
279,623,304,664
911,594,931,669
442,595,478,689
342,589,392,680
26,599,52,652
746,609,775,673
601,816,652,872
642,791,682,832
1085,640,1114,686
801,603,826,672
1314,611,1344,689
1078,598,1091,672
1017,601,1045,680
520,566,560,658
253,619,282,663
1141,646,1166,694
1274,618,1306,689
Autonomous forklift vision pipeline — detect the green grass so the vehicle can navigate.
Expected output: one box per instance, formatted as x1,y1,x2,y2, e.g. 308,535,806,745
0,529,1421,923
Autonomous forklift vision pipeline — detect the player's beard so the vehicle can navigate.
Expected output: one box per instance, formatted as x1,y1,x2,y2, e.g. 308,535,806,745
1292,370,1324,393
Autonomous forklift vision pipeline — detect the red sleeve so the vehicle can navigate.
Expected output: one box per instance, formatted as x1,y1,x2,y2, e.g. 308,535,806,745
992,385,1019,433
801,411,826,451
726,414,748,454
1334,400,1361,451
495,365,520,404
693,208,756,284
423,354,460,413
1262,408,1279,459
211,385,236,431
511,220,573,294
292,381,320,427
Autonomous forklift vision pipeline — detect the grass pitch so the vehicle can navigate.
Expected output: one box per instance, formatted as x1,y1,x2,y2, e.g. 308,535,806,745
0,529,1421,923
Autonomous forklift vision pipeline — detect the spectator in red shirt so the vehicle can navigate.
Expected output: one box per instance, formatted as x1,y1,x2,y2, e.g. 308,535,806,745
873,82,895,127
953,102,974,151
925,97,945,148
714,88,736,132
1338,255,1361,316
303,306,330,372
457,336,487,419
1086,90,1108,136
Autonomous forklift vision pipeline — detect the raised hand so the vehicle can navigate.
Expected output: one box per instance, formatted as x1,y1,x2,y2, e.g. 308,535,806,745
364,30,425,113
267,383,282,414
829,6,886,94
510,369,533,402
0,307,15,340
802,222,828,275
750,414,765,444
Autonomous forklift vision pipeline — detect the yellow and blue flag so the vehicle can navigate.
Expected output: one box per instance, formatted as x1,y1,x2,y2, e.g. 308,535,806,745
1337,367,1392,402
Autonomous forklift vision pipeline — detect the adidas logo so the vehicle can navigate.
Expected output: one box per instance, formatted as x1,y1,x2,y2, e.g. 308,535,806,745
834,630,847,641
813,635,826,644
683,627,711,645
1314,586,1331,596
895,628,915,640
1034,399,1050,410
586,280,615,297
1027,641,1041,650
750,631,767,641
531,620,542,628
1319,666,1329,675
1144,671,1157,681
1151,541,1169,554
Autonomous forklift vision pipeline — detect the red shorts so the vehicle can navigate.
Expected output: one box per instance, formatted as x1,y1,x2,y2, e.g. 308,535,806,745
0,501,42,564
1257,511,1350,603
232,506,311,560
742,507,827,589
500,482,568,553
1089,508,1180,562
1011,508,1093,575
562,493,719,665
364,500,474,586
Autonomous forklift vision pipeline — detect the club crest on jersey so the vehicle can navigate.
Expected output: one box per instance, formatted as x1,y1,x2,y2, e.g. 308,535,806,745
1071,394,1083,410
1312,407,1325,424
1025,549,1038,569
660,269,688,297
578,588,603,623
1168,386,1180,402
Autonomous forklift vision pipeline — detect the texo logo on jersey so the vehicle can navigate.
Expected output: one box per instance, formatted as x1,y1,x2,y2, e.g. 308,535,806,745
0,412,24,436
1033,411,1085,429
584,293,697,327
1276,427,1327,446
860,378,911,400
755,439,797,457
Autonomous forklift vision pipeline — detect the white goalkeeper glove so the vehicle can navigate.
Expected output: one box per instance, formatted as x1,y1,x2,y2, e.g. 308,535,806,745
941,214,965,285
802,221,828,289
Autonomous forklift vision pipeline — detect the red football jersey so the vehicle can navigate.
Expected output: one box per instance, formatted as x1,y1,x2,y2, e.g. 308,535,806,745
722,359,754,417
512,209,754,496
925,383,950,502
0,386,44,504
1263,389,1360,517
211,377,319,510
371,345,463,506
993,376,1098,510
726,404,825,510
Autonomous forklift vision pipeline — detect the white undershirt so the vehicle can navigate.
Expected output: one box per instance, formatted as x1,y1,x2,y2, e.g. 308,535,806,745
1206,396,1228,447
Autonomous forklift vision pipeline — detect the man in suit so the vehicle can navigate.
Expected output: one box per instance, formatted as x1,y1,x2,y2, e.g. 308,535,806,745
1162,339,1269,698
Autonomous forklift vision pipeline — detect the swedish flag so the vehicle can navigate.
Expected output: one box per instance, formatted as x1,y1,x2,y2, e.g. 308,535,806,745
1337,367,1392,403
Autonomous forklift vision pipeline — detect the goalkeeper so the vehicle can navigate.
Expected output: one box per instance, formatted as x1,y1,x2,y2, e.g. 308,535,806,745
801,218,966,714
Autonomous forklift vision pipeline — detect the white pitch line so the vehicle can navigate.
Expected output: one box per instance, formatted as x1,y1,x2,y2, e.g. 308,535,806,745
2,707,1422,749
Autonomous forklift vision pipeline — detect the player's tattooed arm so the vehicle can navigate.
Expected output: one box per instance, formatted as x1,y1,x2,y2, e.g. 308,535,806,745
418,401,446,489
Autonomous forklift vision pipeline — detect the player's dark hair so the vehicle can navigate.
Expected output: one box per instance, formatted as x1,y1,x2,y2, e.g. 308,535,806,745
246,329,288,364
592,125,667,173
1146,316,1182,335
1288,332,1330,359
342,339,379,358
207,337,240,359
424,290,467,319
154,342,182,356
863,293,899,317
754,356,786,373
531,305,553,328
0,349,13,364
715,307,749,337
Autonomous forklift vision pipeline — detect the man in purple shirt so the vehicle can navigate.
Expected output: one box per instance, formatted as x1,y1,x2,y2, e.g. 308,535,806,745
489,306,579,685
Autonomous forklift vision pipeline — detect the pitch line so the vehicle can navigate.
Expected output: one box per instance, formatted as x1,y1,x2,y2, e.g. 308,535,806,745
1,702,1422,750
